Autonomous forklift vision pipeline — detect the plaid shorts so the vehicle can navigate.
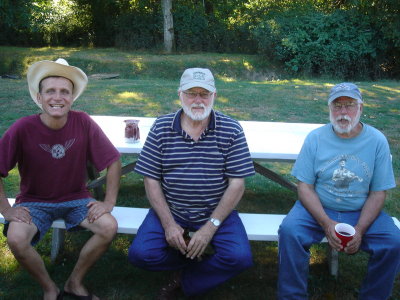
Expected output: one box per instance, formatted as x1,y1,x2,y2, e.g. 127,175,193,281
3,198,95,245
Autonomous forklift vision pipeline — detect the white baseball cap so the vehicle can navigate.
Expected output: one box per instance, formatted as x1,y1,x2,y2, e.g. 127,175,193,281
179,68,216,92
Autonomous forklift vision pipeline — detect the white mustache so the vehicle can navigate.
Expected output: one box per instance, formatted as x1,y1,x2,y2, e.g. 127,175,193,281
191,103,206,109
336,115,351,122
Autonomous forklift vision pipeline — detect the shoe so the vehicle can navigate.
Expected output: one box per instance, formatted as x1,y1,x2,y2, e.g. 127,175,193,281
156,271,182,300
63,290,93,300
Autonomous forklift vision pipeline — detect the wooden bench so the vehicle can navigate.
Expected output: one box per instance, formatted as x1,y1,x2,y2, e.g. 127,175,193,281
1,199,399,278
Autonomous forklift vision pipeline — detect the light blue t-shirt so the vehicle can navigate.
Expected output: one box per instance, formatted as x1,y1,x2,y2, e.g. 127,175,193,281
291,123,395,211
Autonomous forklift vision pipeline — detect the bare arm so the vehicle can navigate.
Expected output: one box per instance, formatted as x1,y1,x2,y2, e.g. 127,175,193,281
187,177,245,259
345,190,386,254
297,181,342,251
0,177,31,224
144,176,188,254
87,159,121,222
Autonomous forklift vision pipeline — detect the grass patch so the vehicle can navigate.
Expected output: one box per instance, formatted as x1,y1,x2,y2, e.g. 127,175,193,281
0,47,399,299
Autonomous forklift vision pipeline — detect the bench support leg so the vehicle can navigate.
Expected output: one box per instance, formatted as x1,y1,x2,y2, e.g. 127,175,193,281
328,246,339,277
51,228,65,262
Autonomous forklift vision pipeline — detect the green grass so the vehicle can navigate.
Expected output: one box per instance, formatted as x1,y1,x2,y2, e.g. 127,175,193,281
0,47,399,299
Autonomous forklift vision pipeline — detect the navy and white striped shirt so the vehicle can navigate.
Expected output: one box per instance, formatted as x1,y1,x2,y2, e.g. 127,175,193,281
134,109,255,223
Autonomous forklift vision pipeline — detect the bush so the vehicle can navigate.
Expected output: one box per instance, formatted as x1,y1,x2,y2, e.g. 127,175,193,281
253,9,383,79
114,11,162,50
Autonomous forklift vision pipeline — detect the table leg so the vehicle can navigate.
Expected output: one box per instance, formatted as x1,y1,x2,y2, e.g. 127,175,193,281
51,228,65,262
253,161,297,193
86,161,105,199
87,161,137,191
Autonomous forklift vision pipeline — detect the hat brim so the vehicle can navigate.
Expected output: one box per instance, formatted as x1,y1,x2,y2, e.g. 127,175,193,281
328,91,363,104
180,82,216,93
27,60,88,108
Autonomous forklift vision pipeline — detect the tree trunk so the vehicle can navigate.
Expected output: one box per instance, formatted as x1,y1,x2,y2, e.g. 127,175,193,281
162,0,174,53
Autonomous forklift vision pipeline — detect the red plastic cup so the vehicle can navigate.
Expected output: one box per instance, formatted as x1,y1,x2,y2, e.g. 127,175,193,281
335,223,355,250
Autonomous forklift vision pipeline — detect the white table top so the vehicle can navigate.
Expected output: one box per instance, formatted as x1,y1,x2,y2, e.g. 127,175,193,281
90,115,323,162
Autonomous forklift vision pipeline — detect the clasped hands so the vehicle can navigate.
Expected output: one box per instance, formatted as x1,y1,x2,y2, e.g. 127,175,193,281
165,223,217,259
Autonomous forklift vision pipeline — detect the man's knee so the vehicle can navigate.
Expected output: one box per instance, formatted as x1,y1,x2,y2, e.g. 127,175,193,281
94,214,118,241
217,246,253,271
128,241,155,267
6,223,34,254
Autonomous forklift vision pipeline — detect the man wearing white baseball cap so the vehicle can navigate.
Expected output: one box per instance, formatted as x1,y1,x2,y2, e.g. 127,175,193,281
129,68,255,298
278,82,400,299
0,58,121,300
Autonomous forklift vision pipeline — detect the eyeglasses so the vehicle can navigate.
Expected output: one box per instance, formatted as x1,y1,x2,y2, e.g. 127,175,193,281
182,91,213,99
331,102,359,112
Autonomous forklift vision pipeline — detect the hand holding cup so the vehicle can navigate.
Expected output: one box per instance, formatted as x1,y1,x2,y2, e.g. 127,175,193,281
334,223,356,251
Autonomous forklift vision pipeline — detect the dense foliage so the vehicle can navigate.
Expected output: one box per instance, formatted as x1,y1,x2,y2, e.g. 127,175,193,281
0,0,399,79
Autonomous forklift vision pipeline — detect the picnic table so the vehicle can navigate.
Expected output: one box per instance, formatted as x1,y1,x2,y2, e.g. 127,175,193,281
88,115,324,193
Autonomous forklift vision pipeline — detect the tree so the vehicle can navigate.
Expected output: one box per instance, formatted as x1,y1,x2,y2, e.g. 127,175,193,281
162,0,175,53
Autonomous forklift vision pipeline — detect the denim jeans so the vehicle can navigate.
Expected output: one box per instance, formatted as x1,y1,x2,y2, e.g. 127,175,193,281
278,201,400,300
128,208,253,296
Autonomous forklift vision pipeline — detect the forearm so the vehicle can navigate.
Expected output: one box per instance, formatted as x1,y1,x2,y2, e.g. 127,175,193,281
0,178,11,214
297,181,332,229
356,190,386,235
103,159,122,207
144,177,176,229
210,178,245,222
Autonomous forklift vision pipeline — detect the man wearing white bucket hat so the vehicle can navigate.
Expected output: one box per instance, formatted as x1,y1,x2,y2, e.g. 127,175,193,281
0,58,121,300
128,68,255,298
278,83,400,299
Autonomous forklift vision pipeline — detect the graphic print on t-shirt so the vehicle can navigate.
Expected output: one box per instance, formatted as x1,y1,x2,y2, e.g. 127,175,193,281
39,138,75,159
331,157,363,189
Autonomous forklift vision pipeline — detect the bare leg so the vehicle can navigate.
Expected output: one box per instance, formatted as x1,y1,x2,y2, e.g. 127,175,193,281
64,213,117,299
7,222,59,300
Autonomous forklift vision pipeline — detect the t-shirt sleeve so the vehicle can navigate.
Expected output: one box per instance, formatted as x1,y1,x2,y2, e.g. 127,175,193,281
291,132,317,185
369,134,396,191
86,116,120,172
225,125,255,178
0,123,20,177
134,121,163,180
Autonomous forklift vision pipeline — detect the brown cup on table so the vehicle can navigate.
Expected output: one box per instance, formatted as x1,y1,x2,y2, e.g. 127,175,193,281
124,120,140,143
334,223,356,251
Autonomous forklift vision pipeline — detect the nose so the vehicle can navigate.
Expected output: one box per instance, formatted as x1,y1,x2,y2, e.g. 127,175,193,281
193,94,203,102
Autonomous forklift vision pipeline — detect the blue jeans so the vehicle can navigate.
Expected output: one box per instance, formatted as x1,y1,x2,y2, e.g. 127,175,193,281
128,209,253,296
277,201,400,300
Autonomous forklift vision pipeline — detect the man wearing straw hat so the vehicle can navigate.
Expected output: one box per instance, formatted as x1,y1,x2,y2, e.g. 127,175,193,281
0,58,121,300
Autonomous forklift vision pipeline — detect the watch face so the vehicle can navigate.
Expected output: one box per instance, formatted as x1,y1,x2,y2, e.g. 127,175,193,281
211,218,221,226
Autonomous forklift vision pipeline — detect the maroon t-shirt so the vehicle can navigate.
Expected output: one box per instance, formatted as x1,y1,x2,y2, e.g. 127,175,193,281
0,111,120,204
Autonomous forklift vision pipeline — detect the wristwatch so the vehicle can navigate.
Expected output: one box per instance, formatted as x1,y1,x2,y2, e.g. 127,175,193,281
209,217,221,227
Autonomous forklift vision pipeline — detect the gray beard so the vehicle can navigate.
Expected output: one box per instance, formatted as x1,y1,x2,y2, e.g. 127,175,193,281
329,109,361,134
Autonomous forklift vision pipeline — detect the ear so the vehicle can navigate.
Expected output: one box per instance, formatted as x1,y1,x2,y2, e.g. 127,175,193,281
36,93,42,105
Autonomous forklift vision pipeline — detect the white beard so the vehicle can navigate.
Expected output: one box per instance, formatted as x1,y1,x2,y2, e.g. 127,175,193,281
181,96,214,121
330,108,361,134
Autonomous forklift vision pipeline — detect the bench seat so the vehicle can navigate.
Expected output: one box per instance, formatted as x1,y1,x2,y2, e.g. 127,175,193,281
1,199,399,278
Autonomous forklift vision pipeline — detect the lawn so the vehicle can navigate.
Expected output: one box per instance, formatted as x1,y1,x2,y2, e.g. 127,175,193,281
0,47,399,299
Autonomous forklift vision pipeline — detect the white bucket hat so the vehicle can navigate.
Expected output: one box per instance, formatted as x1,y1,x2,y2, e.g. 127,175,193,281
27,58,88,108
179,68,216,92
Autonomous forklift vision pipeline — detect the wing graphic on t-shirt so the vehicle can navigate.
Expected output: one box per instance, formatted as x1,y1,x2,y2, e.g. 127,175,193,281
39,139,76,159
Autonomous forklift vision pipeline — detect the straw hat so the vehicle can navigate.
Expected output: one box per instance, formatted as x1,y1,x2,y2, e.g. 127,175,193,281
27,58,88,108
